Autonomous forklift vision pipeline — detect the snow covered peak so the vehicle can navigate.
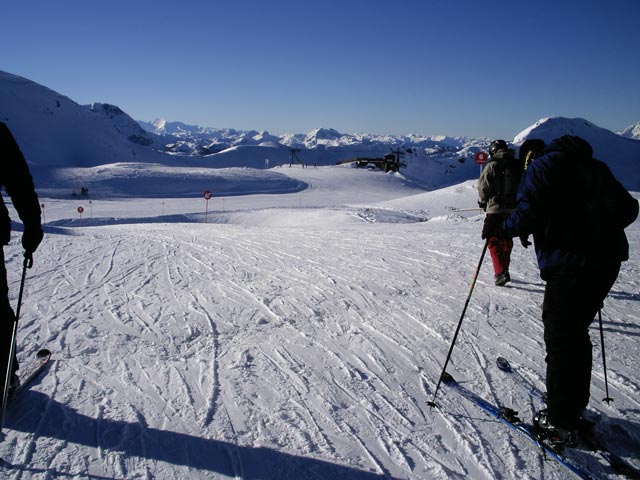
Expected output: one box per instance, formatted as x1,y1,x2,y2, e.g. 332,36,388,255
513,116,603,143
514,116,640,190
152,118,167,130
618,122,640,139
307,127,343,140
303,128,345,147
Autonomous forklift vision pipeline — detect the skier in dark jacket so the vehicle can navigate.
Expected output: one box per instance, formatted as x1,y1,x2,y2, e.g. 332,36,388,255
478,139,522,286
488,135,638,444
0,121,44,401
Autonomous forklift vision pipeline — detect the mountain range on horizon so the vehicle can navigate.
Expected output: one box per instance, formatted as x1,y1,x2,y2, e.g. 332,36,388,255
1,69,639,192
141,116,640,151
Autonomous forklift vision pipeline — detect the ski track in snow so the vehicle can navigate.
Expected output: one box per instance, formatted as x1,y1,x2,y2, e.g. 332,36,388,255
0,180,638,479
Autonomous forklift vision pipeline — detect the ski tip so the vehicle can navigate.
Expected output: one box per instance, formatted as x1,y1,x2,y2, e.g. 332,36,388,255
496,357,512,372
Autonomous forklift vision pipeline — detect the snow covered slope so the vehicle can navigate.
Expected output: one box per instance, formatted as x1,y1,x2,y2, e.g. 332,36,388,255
0,164,638,479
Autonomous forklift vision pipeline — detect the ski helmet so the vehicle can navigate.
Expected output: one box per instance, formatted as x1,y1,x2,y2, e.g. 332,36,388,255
489,139,508,157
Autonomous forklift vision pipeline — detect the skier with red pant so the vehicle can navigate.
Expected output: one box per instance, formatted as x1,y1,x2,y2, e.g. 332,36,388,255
478,139,522,286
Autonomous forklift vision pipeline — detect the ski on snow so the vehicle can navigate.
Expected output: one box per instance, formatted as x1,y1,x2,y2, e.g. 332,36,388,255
0,347,51,451
434,370,595,479
495,356,640,479
6,348,51,404
0,348,51,468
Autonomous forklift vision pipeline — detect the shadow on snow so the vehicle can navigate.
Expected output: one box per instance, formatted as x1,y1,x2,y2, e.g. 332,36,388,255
5,390,399,479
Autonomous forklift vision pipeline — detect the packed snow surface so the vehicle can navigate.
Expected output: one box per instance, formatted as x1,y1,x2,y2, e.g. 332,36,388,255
1,165,639,479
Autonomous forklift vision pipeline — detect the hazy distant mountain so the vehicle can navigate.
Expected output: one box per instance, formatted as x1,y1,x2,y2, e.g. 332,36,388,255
138,119,477,154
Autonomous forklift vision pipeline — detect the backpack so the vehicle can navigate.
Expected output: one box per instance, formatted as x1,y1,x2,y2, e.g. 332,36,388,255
495,153,522,209
551,153,638,261
519,138,546,171
578,157,637,249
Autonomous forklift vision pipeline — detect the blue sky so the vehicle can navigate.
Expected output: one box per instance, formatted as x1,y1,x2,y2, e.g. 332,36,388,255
2,0,639,139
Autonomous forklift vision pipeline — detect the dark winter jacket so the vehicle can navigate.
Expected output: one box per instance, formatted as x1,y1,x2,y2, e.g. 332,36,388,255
503,135,639,279
0,121,42,245
478,149,521,214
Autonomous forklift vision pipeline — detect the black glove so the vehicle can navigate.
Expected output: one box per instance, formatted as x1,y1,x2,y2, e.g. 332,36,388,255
520,235,532,248
22,224,44,254
478,201,487,212
482,215,507,239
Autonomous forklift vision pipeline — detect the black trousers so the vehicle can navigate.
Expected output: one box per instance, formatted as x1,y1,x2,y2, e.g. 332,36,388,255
0,248,18,384
542,262,620,429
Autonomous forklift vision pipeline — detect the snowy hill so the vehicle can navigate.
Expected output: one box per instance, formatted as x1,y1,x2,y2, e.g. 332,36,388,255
0,71,169,171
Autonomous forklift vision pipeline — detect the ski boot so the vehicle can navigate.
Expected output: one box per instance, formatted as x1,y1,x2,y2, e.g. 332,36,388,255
533,409,578,450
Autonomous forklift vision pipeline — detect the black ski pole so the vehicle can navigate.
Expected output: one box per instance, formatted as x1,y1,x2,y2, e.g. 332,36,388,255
0,254,32,431
428,239,488,408
597,308,614,404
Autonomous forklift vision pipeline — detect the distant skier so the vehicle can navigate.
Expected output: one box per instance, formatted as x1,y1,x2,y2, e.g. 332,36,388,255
0,121,44,401
487,135,639,445
478,139,522,286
